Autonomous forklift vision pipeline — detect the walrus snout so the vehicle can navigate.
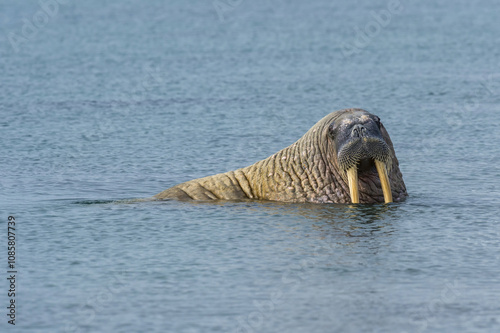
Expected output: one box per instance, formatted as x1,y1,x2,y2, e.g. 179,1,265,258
337,137,392,172
336,135,393,204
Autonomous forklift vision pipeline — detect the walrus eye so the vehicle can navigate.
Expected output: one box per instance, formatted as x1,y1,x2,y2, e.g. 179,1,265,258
374,116,382,129
328,122,336,138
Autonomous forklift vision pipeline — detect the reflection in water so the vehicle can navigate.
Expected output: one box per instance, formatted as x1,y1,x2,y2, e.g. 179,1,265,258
177,198,399,221
140,199,404,263
81,197,402,269
222,200,403,266
210,199,400,231
101,197,401,238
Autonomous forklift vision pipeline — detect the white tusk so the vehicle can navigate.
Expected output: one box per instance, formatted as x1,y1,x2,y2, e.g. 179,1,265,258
375,160,393,203
346,166,359,204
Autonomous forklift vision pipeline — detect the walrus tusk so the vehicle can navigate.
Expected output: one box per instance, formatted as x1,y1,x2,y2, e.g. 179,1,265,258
375,160,393,203
346,166,359,204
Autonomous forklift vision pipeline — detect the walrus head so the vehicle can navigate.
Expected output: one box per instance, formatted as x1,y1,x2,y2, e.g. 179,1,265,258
324,109,405,204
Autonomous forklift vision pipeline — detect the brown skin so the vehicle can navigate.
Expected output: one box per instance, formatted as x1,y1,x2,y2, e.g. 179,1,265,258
154,108,407,203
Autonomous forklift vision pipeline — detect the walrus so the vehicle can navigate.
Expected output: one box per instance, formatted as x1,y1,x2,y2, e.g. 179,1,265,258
155,108,407,204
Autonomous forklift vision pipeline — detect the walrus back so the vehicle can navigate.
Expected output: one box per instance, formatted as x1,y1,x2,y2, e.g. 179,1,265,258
154,169,255,201
154,118,328,202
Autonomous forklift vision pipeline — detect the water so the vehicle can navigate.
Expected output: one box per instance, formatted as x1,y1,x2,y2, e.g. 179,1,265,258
1,0,500,332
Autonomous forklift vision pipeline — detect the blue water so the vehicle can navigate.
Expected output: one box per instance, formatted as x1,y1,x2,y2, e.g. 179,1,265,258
1,0,500,332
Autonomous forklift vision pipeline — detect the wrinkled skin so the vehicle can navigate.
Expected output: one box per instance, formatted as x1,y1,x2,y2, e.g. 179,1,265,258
155,109,407,204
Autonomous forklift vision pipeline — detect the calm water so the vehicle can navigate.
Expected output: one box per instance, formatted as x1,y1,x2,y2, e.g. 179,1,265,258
1,0,500,332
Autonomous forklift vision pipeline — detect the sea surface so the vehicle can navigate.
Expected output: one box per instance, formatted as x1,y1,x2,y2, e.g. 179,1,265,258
1,0,500,332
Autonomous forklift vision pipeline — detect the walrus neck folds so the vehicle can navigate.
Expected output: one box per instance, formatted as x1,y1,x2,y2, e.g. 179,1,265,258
239,120,347,203
154,108,408,204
